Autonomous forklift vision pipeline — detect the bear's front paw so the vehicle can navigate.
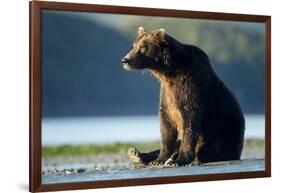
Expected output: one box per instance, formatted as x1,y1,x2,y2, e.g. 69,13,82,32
149,159,164,167
175,155,193,166
189,158,202,166
164,152,179,167
149,156,169,167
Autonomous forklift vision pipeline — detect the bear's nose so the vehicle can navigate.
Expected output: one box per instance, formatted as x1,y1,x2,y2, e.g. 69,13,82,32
121,57,128,63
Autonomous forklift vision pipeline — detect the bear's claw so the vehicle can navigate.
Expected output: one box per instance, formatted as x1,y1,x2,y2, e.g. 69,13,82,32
127,147,145,168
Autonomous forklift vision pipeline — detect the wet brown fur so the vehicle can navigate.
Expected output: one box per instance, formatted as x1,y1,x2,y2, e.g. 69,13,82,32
122,27,245,166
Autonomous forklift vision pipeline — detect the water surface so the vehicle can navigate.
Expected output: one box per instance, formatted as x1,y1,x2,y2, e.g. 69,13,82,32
42,159,264,184
42,114,265,145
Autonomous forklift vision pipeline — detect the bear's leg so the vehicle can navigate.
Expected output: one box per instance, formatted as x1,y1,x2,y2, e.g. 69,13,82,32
151,111,178,165
196,136,243,163
195,144,220,163
175,128,197,166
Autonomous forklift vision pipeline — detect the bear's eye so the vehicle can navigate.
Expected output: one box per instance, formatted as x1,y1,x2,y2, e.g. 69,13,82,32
139,46,147,53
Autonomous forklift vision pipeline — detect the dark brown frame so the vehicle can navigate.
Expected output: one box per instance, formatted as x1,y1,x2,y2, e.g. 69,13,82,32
29,1,271,192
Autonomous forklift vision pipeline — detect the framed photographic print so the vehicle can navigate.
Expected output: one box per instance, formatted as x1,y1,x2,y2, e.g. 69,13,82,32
29,1,271,192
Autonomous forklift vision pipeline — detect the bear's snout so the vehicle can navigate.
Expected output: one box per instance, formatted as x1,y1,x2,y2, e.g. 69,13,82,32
121,56,132,70
121,57,129,64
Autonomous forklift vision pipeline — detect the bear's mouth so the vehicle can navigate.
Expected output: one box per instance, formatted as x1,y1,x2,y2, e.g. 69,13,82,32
123,63,133,70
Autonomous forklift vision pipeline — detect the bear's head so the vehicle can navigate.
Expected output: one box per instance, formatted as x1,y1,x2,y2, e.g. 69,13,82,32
121,27,170,71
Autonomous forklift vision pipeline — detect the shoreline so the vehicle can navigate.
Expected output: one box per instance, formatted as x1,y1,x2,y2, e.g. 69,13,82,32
42,138,264,173
42,159,265,179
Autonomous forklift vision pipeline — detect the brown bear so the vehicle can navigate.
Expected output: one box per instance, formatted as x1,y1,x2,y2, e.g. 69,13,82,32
122,27,245,166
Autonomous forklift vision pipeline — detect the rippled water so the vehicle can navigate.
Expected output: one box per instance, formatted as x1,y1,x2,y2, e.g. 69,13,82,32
42,159,265,184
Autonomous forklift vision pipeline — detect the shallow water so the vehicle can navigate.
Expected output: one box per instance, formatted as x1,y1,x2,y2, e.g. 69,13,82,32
42,159,264,184
42,114,265,145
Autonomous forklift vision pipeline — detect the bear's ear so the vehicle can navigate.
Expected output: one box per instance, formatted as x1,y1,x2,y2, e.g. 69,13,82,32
137,26,145,36
154,28,165,40
155,28,165,40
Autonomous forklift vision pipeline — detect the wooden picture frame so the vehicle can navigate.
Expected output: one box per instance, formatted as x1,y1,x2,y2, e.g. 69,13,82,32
30,0,271,192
